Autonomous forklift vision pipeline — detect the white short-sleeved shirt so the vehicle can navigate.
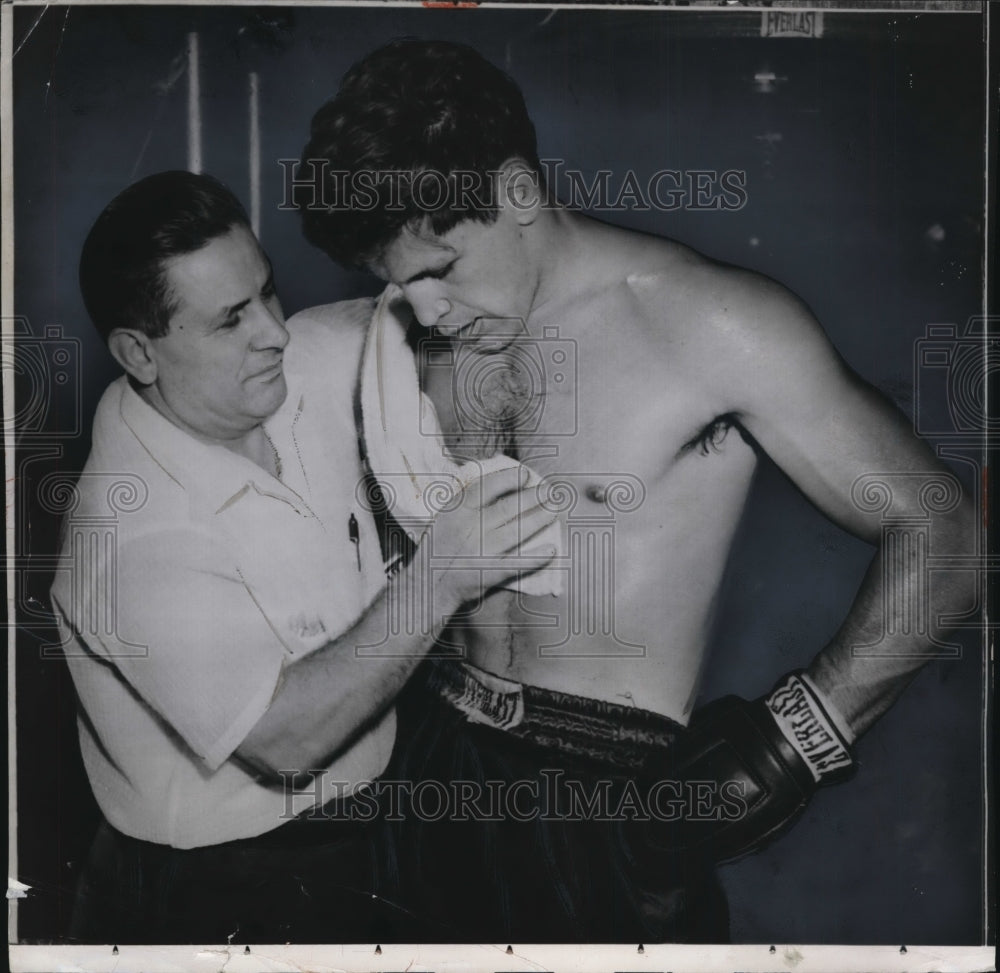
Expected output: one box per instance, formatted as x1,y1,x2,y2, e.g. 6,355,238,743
50,300,394,849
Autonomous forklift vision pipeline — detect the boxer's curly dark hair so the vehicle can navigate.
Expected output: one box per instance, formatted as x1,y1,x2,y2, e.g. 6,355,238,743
296,38,542,269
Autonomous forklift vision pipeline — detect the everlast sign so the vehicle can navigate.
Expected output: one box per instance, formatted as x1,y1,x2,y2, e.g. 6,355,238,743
761,10,824,39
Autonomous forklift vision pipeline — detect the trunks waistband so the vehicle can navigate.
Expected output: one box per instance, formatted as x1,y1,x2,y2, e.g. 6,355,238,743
421,658,682,772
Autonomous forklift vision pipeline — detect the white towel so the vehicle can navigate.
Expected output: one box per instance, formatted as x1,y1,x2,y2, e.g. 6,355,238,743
359,285,563,596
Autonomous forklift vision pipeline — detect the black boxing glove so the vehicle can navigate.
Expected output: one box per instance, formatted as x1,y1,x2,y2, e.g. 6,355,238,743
645,671,856,864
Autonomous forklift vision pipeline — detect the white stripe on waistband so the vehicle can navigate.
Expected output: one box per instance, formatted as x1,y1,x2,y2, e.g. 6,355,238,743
434,661,526,731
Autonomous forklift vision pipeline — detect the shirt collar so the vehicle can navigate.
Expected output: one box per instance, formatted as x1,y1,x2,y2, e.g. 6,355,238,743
116,379,295,513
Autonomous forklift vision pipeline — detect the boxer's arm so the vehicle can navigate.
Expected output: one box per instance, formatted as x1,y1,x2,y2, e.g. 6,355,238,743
701,270,977,738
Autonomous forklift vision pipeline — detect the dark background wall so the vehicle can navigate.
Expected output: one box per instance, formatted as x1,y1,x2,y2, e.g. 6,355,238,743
11,3,987,945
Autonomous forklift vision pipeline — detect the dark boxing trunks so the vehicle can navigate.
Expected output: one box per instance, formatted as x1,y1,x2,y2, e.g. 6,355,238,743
390,658,730,943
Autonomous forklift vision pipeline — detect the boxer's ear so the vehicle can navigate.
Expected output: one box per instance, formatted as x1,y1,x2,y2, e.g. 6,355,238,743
498,158,542,226
108,328,158,385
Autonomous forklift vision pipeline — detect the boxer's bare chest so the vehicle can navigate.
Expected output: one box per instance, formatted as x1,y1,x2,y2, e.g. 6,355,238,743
420,292,713,468
416,282,757,715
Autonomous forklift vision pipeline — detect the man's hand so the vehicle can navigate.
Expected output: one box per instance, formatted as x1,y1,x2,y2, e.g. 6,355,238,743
428,464,558,605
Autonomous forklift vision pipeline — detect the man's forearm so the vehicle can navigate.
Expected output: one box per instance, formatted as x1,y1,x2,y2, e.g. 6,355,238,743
806,497,978,738
238,544,463,777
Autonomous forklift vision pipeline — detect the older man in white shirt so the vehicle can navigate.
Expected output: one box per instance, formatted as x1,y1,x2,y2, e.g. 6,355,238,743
52,170,555,942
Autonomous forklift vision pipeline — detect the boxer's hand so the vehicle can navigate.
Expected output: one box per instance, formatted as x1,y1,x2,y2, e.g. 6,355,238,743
648,674,855,864
428,465,557,604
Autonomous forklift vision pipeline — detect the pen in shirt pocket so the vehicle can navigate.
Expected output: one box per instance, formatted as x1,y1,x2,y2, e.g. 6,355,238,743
348,512,361,571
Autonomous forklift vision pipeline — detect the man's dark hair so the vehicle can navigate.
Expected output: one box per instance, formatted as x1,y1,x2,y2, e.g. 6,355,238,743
79,170,251,343
297,38,541,269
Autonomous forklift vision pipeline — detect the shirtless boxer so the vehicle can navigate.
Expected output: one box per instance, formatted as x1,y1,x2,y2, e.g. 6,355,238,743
294,39,976,941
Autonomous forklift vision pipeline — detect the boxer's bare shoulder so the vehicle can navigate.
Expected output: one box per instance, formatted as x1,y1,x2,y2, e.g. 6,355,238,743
541,225,829,462
597,231,849,447
618,237,827,376
613,232,921,545
287,296,376,346
284,296,377,385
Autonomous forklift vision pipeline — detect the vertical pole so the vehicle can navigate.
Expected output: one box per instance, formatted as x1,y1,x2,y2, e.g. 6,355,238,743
249,72,261,238
187,32,202,174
